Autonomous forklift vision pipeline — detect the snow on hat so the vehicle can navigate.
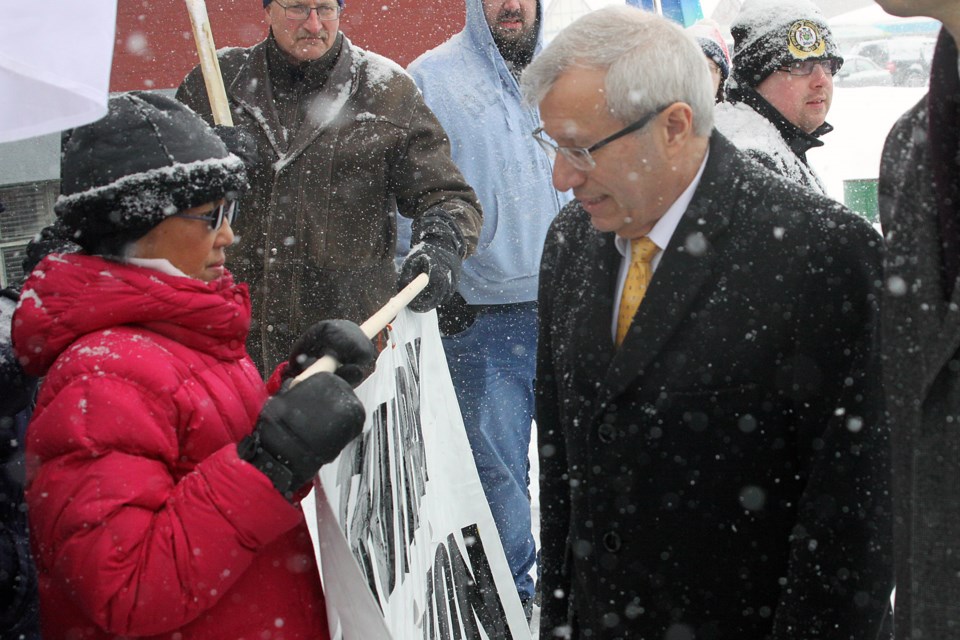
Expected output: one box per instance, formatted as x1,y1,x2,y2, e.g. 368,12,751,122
687,19,731,81
56,91,247,254
730,0,841,88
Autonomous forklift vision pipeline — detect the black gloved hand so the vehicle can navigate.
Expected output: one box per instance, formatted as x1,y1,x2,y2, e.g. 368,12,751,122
0,291,29,418
436,292,479,336
22,219,80,282
0,341,28,419
238,372,365,500
398,207,465,313
213,124,260,173
286,319,377,386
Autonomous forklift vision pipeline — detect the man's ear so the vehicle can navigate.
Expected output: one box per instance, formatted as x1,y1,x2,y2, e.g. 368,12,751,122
661,102,695,155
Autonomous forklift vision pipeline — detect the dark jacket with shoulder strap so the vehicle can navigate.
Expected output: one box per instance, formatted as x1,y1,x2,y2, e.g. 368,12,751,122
177,34,481,371
536,131,892,639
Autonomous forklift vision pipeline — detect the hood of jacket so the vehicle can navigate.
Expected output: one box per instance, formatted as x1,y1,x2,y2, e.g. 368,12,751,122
403,0,569,305
14,254,251,377
463,0,544,71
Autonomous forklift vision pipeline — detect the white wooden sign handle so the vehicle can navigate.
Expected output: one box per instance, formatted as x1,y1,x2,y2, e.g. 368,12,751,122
184,0,233,126
292,273,431,383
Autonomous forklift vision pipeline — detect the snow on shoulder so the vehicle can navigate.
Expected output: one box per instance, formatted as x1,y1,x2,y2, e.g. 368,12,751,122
714,100,787,156
354,47,409,92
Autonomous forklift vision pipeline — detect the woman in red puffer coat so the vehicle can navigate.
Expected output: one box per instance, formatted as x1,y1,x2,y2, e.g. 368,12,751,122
12,92,376,640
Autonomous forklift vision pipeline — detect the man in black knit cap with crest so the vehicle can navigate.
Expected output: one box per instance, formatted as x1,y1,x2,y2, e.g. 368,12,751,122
715,0,842,195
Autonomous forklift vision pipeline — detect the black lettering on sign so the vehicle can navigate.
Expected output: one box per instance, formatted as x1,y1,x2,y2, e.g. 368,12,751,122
333,337,430,601
422,524,513,640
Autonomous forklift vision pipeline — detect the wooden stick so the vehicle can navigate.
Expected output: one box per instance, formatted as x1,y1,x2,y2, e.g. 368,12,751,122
184,0,233,126
292,273,431,383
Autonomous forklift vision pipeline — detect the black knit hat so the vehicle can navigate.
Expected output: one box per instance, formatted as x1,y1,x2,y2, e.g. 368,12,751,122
55,91,247,254
731,0,841,88
687,20,731,82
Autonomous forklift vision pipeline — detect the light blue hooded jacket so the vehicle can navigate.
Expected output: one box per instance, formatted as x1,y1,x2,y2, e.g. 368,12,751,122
398,0,571,305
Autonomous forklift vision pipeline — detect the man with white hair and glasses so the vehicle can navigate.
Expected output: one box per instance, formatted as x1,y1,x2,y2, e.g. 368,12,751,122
523,5,892,638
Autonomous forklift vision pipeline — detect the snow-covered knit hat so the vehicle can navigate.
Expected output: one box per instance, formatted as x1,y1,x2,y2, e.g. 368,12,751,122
56,91,247,254
730,0,841,88
688,20,731,82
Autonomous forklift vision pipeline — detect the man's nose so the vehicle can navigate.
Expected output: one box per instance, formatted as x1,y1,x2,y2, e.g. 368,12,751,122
302,8,324,32
502,0,522,10
809,62,830,86
552,153,586,192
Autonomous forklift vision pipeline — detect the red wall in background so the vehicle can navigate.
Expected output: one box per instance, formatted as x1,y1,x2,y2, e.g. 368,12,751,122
110,0,465,92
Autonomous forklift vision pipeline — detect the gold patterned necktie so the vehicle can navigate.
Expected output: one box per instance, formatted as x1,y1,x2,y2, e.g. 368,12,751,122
616,237,659,346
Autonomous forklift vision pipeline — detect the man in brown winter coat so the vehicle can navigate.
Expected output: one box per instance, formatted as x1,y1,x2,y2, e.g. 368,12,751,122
178,0,482,371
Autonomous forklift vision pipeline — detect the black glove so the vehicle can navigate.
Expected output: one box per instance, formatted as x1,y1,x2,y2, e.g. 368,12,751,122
398,208,465,313
21,219,80,281
0,291,29,418
0,343,28,419
285,319,377,386
238,373,365,500
213,124,260,173
436,292,480,336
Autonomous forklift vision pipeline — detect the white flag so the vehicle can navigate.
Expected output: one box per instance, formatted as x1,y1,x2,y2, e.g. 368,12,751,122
0,1,117,143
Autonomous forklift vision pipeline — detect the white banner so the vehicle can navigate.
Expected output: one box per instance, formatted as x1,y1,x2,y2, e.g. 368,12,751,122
314,309,531,640
0,1,117,143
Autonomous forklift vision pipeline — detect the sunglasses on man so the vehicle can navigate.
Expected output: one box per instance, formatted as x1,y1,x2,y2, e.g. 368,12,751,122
172,200,239,230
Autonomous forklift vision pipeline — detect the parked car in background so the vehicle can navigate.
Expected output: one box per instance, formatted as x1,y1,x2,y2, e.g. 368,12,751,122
834,55,894,87
847,36,936,87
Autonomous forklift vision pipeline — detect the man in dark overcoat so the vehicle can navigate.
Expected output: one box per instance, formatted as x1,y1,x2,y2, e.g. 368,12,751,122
521,6,893,639
875,1,960,636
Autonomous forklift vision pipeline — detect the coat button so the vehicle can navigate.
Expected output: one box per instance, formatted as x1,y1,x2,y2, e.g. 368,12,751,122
597,423,616,443
602,531,622,552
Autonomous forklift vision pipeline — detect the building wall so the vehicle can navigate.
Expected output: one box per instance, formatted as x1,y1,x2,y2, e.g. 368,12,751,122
112,0,466,92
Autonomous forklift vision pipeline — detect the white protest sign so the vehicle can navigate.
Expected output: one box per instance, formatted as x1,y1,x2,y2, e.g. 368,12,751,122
314,309,531,639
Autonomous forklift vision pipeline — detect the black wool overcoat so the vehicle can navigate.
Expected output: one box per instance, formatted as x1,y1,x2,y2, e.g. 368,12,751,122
535,132,893,640
880,29,960,640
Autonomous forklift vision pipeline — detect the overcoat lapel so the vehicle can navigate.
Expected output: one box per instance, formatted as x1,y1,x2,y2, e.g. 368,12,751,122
575,231,622,384
227,42,288,157
599,138,733,408
937,271,960,382
897,172,960,396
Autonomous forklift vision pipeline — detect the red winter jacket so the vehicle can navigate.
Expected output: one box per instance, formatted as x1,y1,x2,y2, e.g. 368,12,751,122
12,254,330,640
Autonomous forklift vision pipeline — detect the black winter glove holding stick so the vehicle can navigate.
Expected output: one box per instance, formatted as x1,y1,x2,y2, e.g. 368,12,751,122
284,319,376,386
398,207,466,313
238,320,376,501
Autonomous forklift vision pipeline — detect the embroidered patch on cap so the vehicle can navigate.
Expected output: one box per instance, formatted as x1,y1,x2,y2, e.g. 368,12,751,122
787,20,826,59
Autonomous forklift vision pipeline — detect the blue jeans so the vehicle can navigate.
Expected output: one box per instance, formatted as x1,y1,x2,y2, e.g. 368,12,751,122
441,303,538,603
